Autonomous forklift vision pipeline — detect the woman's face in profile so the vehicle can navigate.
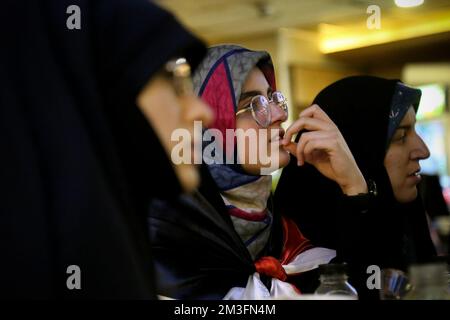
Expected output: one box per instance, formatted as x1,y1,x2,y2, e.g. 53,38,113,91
138,75,213,192
235,67,290,175
384,107,430,203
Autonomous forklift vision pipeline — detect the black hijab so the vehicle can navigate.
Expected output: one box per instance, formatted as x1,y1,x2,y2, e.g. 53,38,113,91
274,76,436,298
148,165,258,299
0,0,205,298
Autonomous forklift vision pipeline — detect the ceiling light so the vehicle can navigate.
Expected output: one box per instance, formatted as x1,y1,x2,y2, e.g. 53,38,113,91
394,0,424,8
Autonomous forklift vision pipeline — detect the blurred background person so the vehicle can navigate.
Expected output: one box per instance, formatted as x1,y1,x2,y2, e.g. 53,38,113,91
0,0,211,298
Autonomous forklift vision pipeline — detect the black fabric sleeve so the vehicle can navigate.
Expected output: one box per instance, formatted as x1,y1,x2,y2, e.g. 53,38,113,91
289,192,371,294
332,193,385,300
336,194,371,259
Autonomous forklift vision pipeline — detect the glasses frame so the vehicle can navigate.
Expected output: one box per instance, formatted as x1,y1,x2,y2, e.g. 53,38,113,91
165,57,193,97
235,91,288,128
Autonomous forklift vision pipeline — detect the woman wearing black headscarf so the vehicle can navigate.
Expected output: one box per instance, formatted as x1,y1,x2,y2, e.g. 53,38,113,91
0,0,209,298
275,76,436,299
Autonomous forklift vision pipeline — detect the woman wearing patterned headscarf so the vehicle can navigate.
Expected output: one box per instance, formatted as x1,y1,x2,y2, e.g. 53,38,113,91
148,45,367,299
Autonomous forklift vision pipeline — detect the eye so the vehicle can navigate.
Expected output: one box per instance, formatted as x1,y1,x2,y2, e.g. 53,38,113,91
393,129,407,143
238,98,252,111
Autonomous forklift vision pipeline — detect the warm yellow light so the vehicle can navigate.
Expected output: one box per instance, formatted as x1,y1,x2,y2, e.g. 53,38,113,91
394,0,424,8
318,10,450,53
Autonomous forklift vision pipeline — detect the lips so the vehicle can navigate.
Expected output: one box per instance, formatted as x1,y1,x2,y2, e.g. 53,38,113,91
408,167,421,177
407,168,422,184
270,128,285,143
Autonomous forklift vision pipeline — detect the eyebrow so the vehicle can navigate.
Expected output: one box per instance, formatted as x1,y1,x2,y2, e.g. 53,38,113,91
396,125,412,131
239,87,273,102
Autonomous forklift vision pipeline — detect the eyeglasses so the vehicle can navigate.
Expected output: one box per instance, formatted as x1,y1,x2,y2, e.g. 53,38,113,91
165,57,194,96
235,91,288,128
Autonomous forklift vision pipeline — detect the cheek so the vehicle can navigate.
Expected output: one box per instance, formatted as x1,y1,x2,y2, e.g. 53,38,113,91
156,98,182,154
384,148,413,201
236,117,260,154
236,117,258,132
384,150,402,185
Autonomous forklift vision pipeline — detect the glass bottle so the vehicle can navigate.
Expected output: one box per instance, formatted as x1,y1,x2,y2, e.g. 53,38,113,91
404,262,450,300
314,263,358,299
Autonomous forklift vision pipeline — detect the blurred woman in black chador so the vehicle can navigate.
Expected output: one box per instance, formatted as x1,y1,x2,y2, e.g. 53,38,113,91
275,76,436,299
0,0,210,298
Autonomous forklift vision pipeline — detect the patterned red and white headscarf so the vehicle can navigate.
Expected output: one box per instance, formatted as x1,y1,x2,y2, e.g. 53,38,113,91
193,45,277,259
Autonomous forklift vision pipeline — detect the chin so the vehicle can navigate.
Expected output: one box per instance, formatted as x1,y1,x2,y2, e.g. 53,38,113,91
395,187,418,203
175,164,200,193
278,148,291,168
240,148,291,175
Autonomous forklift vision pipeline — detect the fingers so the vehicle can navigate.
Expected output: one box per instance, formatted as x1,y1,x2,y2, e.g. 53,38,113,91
284,131,336,165
302,138,333,165
296,131,336,165
299,104,333,123
282,116,334,146
282,104,344,166
282,141,297,157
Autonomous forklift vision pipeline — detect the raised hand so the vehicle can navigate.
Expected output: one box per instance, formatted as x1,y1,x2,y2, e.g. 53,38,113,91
282,104,367,196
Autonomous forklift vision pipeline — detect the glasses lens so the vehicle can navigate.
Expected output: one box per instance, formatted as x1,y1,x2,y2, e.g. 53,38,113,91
251,95,271,127
272,91,288,115
166,58,193,96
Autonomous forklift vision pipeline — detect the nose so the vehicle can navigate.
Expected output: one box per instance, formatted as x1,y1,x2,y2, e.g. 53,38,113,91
269,102,288,125
411,132,430,161
182,95,214,127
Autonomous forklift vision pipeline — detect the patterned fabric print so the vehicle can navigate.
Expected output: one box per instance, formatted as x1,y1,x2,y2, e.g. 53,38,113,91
230,213,272,260
221,176,272,212
193,45,243,97
207,163,260,191
387,82,422,146
223,175,273,259
225,50,272,109
193,45,276,259
199,61,236,155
